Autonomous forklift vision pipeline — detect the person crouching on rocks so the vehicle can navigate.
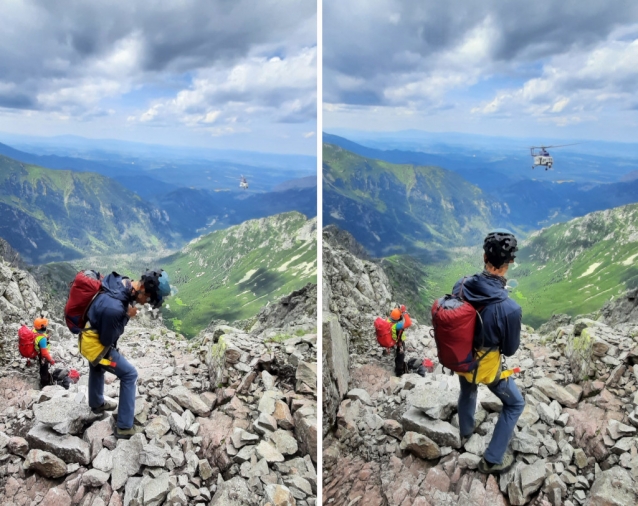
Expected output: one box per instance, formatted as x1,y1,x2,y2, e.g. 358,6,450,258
388,305,412,376
33,317,56,388
454,230,525,474
83,269,172,439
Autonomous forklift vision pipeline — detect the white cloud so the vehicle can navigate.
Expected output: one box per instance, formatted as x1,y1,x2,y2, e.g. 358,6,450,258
129,46,317,132
473,30,638,125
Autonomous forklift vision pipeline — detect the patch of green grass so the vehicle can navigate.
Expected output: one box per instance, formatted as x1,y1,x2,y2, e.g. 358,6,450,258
266,334,294,343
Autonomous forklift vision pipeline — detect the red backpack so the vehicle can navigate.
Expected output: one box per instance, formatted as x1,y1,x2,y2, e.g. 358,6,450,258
430,279,486,373
374,318,395,348
18,325,37,359
64,270,103,334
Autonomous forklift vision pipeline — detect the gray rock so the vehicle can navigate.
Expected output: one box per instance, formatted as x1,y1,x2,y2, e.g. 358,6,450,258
82,468,110,487
144,471,170,505
322,312,350,436
144,416,170,439
537,402,556,424
265,484,297,505
521,459,546,499
511,431,540,455
256,440,285,462
33,398,99,435
27,422,91,465
401,407,461,448
407,384,457,420
270,429,299,456
140,443,168,467
168,411,186,436
294,404,318,462
535,378,579,408
92,447,113,472
399,431,441,460
587,466,637,506
458,452,481,469
210,476,253,505
258,390,280,415
296,361,317,392
345,388,372,406
166,487,188,506
111,433,144,490
83,418,114,461
168,386,211,416
23,449,67,478
464,433,488,456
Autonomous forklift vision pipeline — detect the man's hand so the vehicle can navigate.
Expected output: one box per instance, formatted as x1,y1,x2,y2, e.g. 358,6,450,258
400,304,406,313
127,305,138,318
48,359,55,366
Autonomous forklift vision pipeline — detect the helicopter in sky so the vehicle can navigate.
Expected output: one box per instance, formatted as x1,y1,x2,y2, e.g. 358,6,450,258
529,144,578,170
239,175,249,189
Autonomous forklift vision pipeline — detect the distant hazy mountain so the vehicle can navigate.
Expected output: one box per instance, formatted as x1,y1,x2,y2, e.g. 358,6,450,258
160,211,317,337
0,155,174,264
272,175,317,191
323,143,511,257
153,185,317,239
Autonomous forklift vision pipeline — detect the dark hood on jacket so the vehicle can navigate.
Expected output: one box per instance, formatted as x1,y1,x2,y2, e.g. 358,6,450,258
457,272,509,305
100,272,132,303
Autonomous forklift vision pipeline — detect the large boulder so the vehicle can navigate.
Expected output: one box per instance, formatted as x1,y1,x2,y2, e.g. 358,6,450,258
111,434,144,490
322,311,349,436
33,398,100,435
401,407,461,448
407,384,458,420
167,386,211,416
399,432,441,460
27,423,91,465
586,466,637,505
294,403,317,463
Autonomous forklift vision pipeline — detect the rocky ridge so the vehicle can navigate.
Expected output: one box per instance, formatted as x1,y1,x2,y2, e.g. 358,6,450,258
0,261,318,506
322,226,638,506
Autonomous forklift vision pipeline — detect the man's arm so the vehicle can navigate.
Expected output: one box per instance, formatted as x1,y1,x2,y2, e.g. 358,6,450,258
500,306,522,356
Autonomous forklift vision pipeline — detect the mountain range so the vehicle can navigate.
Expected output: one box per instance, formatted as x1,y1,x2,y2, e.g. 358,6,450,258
323,142,510,257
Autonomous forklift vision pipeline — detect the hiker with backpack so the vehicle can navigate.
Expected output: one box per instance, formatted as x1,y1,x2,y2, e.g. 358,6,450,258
431,229,524,475
375,305,412,376
66,269,172,439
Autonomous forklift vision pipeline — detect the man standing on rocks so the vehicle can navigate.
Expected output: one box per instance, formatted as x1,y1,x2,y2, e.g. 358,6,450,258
453,230,525,474
85,270,172,439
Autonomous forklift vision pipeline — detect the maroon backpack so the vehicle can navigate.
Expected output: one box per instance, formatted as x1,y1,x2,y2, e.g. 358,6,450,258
64,270,103,334
430,279,487,373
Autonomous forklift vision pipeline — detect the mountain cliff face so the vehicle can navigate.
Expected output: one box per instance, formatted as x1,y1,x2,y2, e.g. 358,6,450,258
322,224,638,506
323,143,510,257
160,211,317,337
0,155,173,264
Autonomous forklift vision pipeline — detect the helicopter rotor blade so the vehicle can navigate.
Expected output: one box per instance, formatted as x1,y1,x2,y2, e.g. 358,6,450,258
541,143,580,149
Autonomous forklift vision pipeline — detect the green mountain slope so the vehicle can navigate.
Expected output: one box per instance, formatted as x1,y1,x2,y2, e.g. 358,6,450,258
323,143,511,257
160,212,317,337
387,203,638,328
0,155,173,264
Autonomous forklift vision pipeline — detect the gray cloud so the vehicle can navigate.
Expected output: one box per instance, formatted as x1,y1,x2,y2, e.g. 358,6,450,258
0,0,316,115
324,0,638,107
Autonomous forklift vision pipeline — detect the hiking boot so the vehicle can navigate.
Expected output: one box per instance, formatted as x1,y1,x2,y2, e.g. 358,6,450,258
114,426,137,440
91,399,118,414
478,454,514,475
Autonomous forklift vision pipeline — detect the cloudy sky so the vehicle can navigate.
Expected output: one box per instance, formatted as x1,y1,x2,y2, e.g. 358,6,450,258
0,0,316,154
324,0,638,143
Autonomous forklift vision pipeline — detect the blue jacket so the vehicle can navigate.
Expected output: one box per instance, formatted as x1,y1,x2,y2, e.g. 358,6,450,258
452,272,521,356
87,273,132,348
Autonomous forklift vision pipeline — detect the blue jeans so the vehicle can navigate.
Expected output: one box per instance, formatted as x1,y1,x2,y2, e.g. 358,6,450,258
88,348,138,430
458,375,525,464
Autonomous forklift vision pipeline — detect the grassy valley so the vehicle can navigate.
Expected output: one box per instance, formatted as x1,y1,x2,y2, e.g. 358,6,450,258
386,203,638,328
323,143,511,257
160,211,316,337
